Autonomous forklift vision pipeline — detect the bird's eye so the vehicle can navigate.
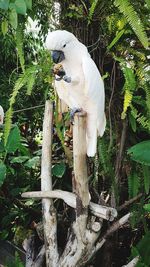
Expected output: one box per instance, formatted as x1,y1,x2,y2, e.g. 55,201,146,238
63,44,66,48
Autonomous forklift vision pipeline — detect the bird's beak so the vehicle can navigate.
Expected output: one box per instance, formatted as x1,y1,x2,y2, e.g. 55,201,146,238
51,50,65,63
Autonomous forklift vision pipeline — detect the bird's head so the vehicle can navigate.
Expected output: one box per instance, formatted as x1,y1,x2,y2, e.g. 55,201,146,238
45,30,78,63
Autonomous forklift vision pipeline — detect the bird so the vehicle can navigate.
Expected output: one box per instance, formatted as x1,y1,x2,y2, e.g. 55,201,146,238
45,30,106,157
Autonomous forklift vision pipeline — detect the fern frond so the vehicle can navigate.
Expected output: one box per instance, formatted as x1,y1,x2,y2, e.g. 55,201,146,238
137,115,149,130
122,90,133,119
121,65,136,119
4,66,37,145
88,0,99,23
15,26,25,73
130,105,149,130
130,104,138,119
114,0,149,48
26,72,36,95
143,165,150,194
122,65,136,91
4,74,26,144
145,85,150,130
128,172,140,198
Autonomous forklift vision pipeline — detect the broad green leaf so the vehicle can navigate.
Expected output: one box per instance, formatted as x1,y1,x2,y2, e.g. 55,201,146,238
0,0,9,10
25,0,32,9
0,162,6,186
10,156,29,164
137,232,150,265
14,0,27,15
128,140,150,166
1,19,8,35
6,126,20,153
143,204,150,212
9,8,18,29
52,162,66,178
24,156,40,168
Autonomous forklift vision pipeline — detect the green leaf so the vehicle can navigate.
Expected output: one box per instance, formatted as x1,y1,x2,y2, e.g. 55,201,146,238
0,0,9,10
128,172,140,198
107,29,125,50
0,162,6,186
25,0,32,9
128,140,150,166
10,156,29,164
9,8,18,29
143,203,150,212
14,0,27,15
6,126,20,153
137,232,150,265
24,156,40,168
1,19,8,35
52,162,66,178
129,112,136,132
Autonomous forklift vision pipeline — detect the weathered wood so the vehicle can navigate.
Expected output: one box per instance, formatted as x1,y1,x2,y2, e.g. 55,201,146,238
22,190,117,221
41,100,58,267
73,111,90,209
122,256,139,267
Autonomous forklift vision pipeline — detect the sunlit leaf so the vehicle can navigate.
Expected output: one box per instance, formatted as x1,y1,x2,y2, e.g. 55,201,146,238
9,8,18,29
1,20,8,35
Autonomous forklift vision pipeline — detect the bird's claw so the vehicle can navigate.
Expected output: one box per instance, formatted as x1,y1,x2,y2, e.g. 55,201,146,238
70,108,82,124
63,75,71,83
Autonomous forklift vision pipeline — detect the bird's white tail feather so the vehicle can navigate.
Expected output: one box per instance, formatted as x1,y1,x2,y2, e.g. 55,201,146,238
86,129,97,157
86,113,106,157
98,113,106,137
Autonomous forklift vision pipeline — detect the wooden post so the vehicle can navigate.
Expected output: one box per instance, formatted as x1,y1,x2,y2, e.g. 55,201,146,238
73,111,90,241
73,112,90,210
41,100,58,267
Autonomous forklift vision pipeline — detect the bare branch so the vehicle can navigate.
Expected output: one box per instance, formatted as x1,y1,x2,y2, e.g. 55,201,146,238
22,190,117,221
41,100,59,266
118,193,143,211
122,256,139,267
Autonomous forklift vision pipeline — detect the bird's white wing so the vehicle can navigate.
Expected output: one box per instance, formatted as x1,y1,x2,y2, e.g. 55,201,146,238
82,56,106,137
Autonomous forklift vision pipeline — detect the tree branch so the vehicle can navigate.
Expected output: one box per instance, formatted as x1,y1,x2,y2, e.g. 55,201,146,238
41,100,58,266
22,190,117,221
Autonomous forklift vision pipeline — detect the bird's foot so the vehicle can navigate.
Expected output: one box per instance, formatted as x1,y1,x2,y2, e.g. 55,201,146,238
63,75,71,83
70,108,82,124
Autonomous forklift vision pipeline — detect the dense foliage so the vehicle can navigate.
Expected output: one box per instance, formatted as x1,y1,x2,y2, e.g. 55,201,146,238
0,0,149,266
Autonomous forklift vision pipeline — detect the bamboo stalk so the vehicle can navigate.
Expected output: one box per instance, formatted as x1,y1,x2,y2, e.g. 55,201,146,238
41,100,58,267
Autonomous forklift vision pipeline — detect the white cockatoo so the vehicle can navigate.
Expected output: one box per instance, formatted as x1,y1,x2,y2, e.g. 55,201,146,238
45,30,106,157
0,105,4,125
